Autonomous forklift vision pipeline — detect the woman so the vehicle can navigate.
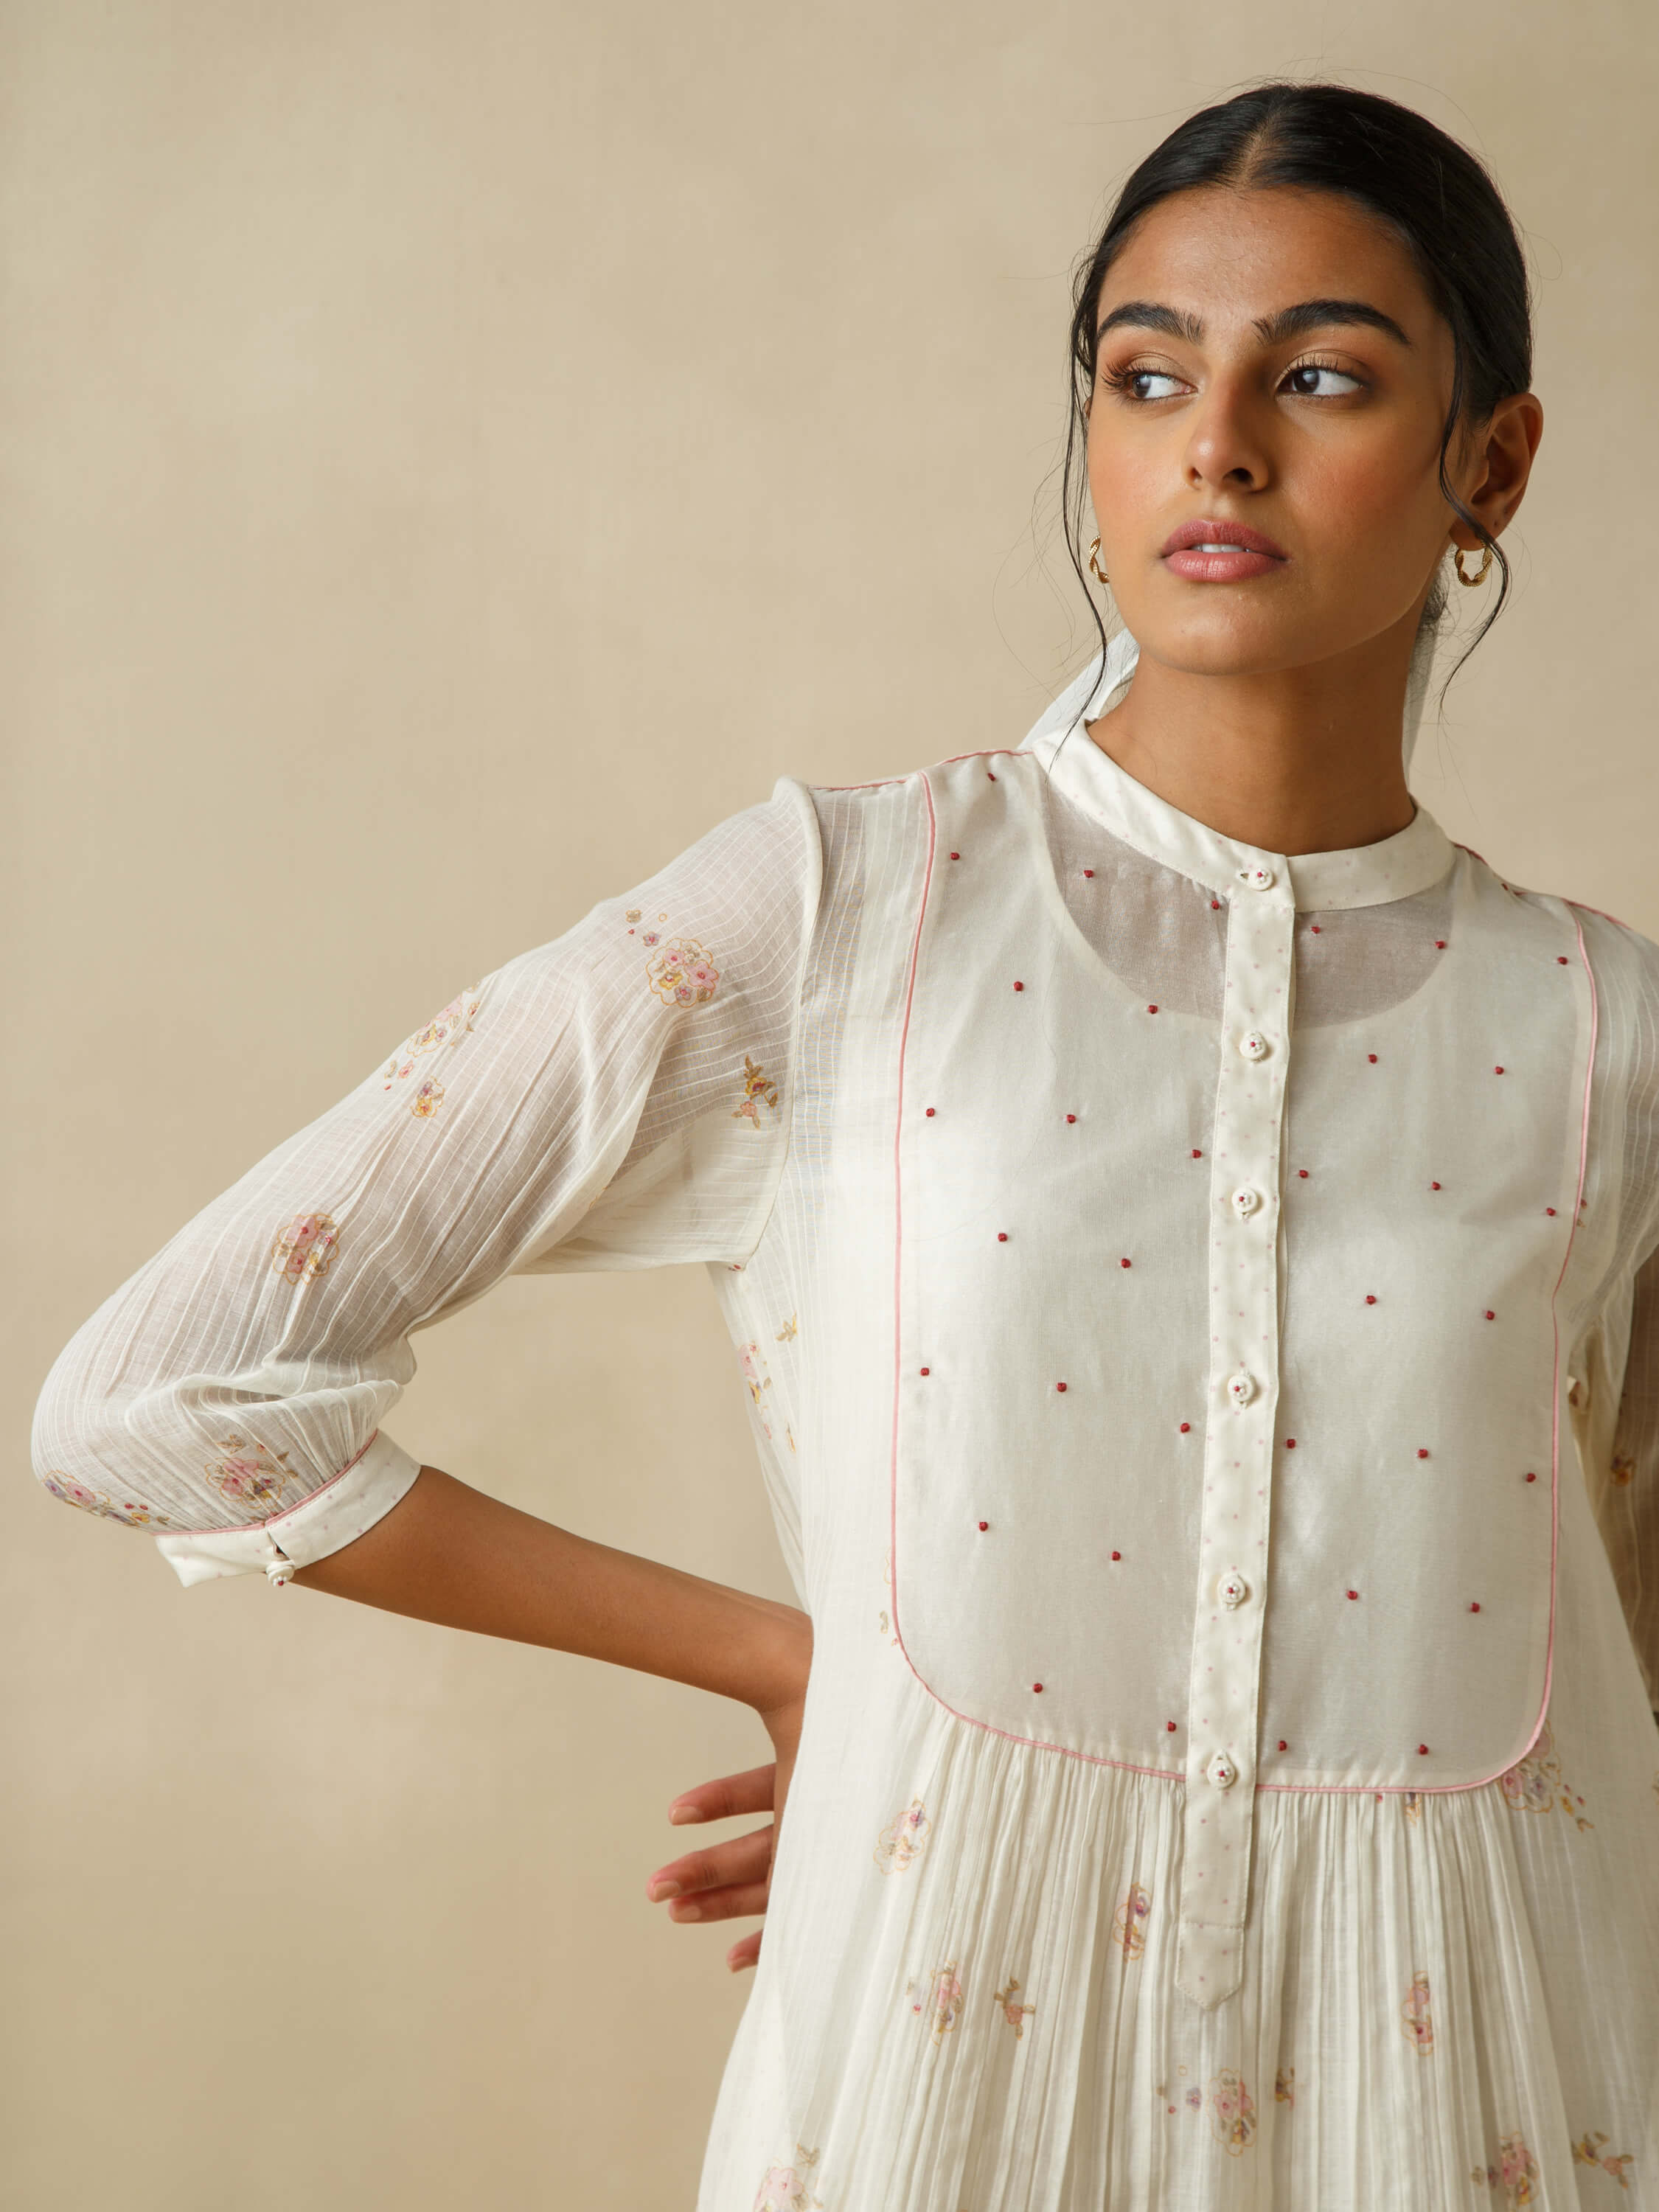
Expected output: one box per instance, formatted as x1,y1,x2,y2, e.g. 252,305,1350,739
32,80,1659,2209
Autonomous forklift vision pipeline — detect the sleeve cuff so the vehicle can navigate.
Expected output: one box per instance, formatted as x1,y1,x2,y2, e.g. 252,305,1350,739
153,1430,425,1588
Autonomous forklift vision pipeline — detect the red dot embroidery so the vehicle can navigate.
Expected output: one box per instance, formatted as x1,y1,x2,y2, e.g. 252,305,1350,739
925,1107,936,1117
1545,1206,1557,1216
1192,1148,1203,1159
1418,1744,1430,1756
1032,1680,1043,1691
1431,1181,1441,1191
1368,1053,1378,1064
1484,1310,1495,1321
1210,899,1222,911
1119,1257,1132,1269
1179,1422,1192,1433
1082,868,1095,878
1278,1739,1288,1751
1110,1550,1121,1561
1557,955,1568,964
919,1366,931,1376
1066,1113,1077,1123
1310,924,1321,934
1525,1471,1537,1483
987,771,998,782
949,851,960,861
1147,1004,1159,1015
1056,1381,1068,1393
1417,1448,1430,1460
1469,1601,1481,1613
1013,980,1024,992
1366,1295,1377,1305
977,1520,988,1531
1166,1720,1178,1732
1298,1169,1309,1178
1495,1065,1505,1074
1436,939,1447,949
1284,1438,1297,1449
1346,1588,1360,1600
997,1232,1008,1242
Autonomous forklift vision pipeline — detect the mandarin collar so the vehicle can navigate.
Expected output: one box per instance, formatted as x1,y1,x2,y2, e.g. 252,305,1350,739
1017,638,1455,914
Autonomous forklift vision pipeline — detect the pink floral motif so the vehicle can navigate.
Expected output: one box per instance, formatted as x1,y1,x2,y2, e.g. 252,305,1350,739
1498,1717,1594,1829
38,1472,178,1528
906,1961,963,2043
733,1054,780,1127
874,1795,931,1873
992,1975,1035,2037
381,983,480,1107
1472,2133,1543,2203
751,2144,822,2211
1572,2132,1637,2187
1113,1881,1152,1960
270,1211,341,1284
204,1435,302,1514
1210,2069,1256,2154
1400,1969,1433,2053
646,936,720,1007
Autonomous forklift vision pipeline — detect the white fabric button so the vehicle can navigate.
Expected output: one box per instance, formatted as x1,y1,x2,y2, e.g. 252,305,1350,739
1226,1369,1255,1408
1217,1569,1249,1608
1206,1751,1238,1790
1231,1186,1260,1218
265,1554,297,1587
1241,863,1276,891
1238,1030,1270,1061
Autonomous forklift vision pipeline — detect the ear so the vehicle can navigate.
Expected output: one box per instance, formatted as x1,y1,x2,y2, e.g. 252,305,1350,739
1448,391,1544,551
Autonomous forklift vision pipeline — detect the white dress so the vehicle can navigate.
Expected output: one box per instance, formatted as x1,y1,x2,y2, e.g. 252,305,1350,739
32,634,1659,2208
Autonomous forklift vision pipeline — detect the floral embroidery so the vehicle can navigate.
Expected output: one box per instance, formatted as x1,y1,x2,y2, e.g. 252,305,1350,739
625,909,641,924
1400,1969,1434,2053
1472,2132,1542,2203
1113,1882,1151,1960
734,1054,779,1127
646,936,720,1007
992,1975,1035,2037
1210,2070,1256,2154
38,1473,178,1528
1610,1450,1637,1486
874,1796,931,1873
775,1312,799,1342
905,1961,963,2042
1572,2132,1637,2188
739,1341,770,1408
381,982,480,1106
751,2145,823,2211
270,1211,341,1284
204,1435,302,1514
1274,2065,1295,2104
1498,1716,1594,1829
1403,1789,1425,1823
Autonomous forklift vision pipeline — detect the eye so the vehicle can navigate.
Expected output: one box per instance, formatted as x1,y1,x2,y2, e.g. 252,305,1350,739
1282,361,1364,397
1099,362,1190,403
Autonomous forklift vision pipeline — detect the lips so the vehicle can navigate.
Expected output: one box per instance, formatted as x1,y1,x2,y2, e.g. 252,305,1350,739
1160,518,1288,558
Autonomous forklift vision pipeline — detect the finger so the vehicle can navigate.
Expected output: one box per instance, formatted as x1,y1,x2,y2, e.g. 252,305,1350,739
665,1876,773,1924
726,1929,762,1972
646,1822,774,1902
667,1764,776,1825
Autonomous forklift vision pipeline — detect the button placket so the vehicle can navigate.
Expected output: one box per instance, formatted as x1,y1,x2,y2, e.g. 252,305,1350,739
1178,858,1293,2009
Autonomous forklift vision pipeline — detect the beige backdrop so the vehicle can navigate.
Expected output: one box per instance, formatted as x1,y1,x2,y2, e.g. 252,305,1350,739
7,3,1656,2205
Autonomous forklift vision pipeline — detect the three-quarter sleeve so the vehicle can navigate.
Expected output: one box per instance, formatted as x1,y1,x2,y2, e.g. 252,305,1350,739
30,779,822,1588
1600,1241,1659,1712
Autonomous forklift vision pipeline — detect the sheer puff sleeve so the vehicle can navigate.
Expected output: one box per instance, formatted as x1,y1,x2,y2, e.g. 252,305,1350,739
29,779,822,1588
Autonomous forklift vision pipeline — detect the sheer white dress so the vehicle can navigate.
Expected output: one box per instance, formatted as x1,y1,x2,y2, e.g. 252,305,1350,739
32,630,1659,2208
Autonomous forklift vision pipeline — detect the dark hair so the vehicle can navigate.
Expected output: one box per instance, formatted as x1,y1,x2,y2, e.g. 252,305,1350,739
1061,81,1534,705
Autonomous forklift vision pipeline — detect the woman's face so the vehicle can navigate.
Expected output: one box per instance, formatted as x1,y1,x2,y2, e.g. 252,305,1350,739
1085,184,1540,679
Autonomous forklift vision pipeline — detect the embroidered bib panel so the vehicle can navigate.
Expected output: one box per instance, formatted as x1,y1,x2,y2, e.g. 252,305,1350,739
886,749,1596,2004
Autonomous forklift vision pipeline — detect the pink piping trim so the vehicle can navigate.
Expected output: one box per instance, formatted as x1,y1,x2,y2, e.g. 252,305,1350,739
162,1430,383,1540
890,796,1601,1796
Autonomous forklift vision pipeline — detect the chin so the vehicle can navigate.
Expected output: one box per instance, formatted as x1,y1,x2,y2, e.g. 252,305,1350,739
1128,623,1324,679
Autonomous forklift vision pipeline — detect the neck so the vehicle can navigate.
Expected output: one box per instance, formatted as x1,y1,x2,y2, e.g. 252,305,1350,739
1083,613,1424,858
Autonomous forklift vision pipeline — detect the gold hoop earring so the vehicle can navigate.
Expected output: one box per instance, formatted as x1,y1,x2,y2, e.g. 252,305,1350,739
1088,535,1110,585
1454,544,1493,587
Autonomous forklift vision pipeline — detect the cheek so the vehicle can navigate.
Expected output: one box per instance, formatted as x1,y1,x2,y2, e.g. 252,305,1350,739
1293,434,1447,554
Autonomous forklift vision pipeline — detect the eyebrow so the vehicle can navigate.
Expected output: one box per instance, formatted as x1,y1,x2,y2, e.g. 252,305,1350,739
1094,297,1413,350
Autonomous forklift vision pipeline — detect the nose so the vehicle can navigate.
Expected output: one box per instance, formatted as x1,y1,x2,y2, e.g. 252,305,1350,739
1180,382,1270,493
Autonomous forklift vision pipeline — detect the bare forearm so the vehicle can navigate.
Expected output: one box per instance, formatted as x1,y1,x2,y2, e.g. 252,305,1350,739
287,1465,809,1713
